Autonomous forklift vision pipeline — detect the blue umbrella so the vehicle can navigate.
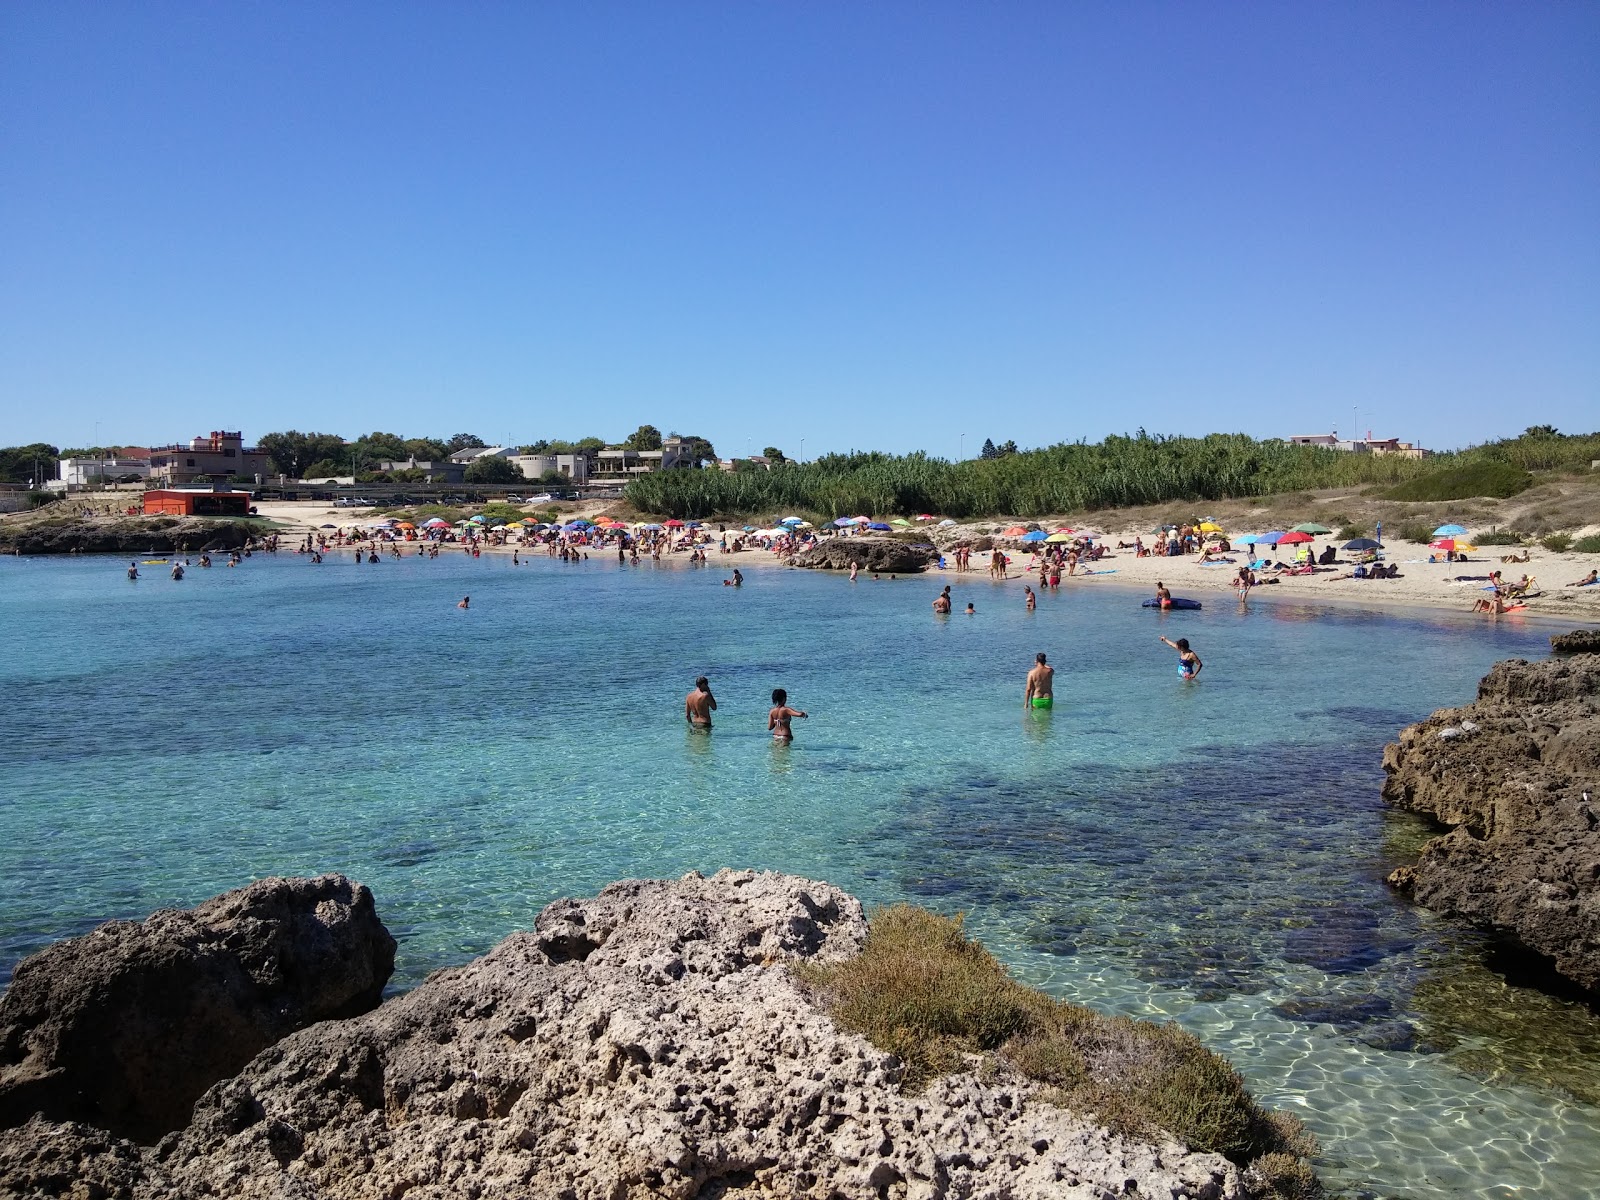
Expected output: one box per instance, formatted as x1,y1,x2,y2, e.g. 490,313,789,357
1237,534,1261,545
642,523,664,531
833,517,856,527
1022,530,1048,542
780,516,804,525
867,522,892,531
1344,537,1383,550
1258,530,1287,545
1433,524,1468,537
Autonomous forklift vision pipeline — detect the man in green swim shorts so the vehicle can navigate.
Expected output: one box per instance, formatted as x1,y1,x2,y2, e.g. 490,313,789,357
1024,652,1054,710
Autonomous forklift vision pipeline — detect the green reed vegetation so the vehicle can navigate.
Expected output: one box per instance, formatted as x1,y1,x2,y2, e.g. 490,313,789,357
796,905,1319,1198
624,428,1599,520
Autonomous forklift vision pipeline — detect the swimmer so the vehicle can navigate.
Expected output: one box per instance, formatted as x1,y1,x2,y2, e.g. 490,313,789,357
768,688,808,741
685,675,717,729
1024,585,1036,611
458,596,470,609
170,562,184,580
1160,636,1202,680
1024,652,1054,709
933,585,952,614
965,603,975,614
126,561,139,580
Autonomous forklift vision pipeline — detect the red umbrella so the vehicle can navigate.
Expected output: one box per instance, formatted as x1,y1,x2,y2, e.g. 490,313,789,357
1278,531,1314,544
663,519,686,527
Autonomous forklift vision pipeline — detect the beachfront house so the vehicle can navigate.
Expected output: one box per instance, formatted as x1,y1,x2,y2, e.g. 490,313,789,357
376,458,467,483
448,446,515,465
506,453,590,484
143,487,253,516
56,455,152,488
591,437,697,482
148,431,273,486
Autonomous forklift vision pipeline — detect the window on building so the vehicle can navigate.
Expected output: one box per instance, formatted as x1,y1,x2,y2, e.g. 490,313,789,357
186,458,196,466
224,448,235,457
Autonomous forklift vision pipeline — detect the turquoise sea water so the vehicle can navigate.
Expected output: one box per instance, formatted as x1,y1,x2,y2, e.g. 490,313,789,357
3,550,1597,1198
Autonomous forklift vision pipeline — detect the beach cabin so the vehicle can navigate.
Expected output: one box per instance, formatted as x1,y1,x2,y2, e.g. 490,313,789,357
143,489,253,517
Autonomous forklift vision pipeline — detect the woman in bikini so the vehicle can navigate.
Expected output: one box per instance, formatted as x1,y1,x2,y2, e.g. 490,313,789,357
768,689,808,741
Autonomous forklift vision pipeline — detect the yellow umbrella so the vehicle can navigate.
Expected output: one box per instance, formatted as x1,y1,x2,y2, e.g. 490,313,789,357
1197,522,1224,533
1045,532,1072,543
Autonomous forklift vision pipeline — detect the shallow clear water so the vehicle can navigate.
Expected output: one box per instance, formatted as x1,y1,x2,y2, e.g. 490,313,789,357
2,550,1596,1198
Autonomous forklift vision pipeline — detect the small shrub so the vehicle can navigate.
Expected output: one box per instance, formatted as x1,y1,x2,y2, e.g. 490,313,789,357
1574,535,1600,554
1542,533,1573,553
1474,531,1523,546
797,905,1318,1180
1385,462,1533,502
1396,522,1435,544
1336,525,1367,540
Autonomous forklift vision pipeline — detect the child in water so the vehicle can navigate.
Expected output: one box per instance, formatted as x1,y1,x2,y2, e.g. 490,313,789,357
768,688,808,741
1159,636,1202,680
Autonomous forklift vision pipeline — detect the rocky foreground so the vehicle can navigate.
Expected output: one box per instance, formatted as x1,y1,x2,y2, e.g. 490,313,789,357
1382,651,1600,996
0,870,1271,1200
0,514,259,555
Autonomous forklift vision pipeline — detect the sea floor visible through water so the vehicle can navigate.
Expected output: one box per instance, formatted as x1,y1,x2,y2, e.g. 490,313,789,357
2,550,1596,1199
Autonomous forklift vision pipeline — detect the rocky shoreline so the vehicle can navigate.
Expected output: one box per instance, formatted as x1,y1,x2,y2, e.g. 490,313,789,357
1381,648,1600,997
787,536,934,574
0,515,261,555
0,870,1311,1199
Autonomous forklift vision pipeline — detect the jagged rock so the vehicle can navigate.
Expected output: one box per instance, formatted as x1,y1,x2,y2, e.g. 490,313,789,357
1551,629,1600,655
0,870,1245,1200
1381,656,1600,996
0,516,257,556
788,537,932,574
0,875,395,1143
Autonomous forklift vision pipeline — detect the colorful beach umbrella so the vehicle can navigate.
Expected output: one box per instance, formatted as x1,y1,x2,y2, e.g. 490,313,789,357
1003,526,1028,537
1433,524,1468,537
1197,522,1224,533
867,521,892,531
891,518,913,527
1343,537,1382,550
1258,530,1287,545
1292,523,1333,535
664,519,685,527
422,517,450,527
780,516,804,525
1022,530,1048,542
915,514,936,521
1045,532,1072,543
833,517,856,527
938,519,957,526
1278,531,1314,544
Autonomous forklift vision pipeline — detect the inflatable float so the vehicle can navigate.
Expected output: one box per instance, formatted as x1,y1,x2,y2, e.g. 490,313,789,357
1142,597,1202,610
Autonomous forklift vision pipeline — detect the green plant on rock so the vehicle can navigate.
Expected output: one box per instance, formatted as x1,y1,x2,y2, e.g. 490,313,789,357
794,905,1318,1194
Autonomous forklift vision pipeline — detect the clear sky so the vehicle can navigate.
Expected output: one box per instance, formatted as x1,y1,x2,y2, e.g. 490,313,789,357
2,2,1595,459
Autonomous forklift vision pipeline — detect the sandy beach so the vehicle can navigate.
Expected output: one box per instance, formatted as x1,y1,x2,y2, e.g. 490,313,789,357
248,499,1600,624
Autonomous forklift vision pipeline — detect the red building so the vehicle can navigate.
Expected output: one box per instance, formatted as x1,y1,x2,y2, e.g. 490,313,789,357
143,490,253,517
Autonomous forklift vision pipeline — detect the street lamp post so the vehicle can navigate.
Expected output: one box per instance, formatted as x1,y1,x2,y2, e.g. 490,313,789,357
959,433,965,461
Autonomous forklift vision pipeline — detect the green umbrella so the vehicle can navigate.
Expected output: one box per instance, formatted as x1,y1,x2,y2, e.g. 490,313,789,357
1292,523,1333,535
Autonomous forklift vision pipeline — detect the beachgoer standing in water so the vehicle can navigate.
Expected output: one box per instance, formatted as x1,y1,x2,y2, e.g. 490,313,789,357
685,676,717,729
1155,581,1172,610
1160,636,1202,680
933,585,951,614
1024,585,1035,611
1024,652,1054,710
458,596,470,609
768,688,808,740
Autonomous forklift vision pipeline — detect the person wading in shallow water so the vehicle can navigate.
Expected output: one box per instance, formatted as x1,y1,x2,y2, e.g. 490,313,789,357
685,676,717,730
1024,652,1054,710
458,596,470,609
767,688,808,741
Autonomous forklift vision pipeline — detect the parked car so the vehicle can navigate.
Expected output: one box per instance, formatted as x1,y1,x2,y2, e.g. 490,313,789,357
527,493,553,503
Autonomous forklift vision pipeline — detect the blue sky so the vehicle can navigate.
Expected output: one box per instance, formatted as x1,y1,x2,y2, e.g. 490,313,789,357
2,2,1595,458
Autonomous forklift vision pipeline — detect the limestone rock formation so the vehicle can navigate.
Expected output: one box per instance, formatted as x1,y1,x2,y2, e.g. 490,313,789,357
0,515,257,555
788,537,932,574
1551,628,1600,655
0,874,395,1142
1,870,1250,1199
1381,654,1600,995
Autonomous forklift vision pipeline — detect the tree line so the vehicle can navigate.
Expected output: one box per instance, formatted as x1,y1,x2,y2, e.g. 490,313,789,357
622,427,1600,519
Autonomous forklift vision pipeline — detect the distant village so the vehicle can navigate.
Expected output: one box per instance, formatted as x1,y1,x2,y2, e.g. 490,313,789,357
6,423,1430,502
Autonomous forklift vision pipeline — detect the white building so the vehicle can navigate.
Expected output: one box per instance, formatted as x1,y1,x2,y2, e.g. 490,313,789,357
448,445,515,464
506,453,590,484
57,456,152,487
591,437,697,481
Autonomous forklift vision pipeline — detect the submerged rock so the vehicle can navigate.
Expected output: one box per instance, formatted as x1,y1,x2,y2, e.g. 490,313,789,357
0,874,394,1142
788,537,932,574
1381,655,1600,997
0,870,1252,1200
